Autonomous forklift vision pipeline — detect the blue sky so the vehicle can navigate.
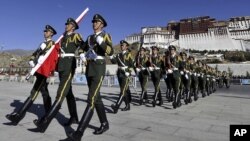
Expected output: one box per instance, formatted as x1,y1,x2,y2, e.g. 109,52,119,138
0,0,249,50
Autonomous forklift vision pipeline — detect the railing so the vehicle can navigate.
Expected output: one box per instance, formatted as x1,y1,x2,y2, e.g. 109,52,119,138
1,73,249,87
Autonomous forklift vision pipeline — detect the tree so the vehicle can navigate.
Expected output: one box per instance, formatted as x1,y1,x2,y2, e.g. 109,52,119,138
227,67,233,77
246,71,250,78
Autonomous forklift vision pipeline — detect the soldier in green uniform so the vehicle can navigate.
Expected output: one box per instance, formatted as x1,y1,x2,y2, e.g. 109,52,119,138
222,71,230,88
110,40,134,113
197,61,207,97
135,47,150,105
6,25,56,125
205,65,212,96
163,50,173,102
179,52,192,104
188,56,199,101
66,14,114,141
33,18,83,132
166,45,182,109
149,46,164,107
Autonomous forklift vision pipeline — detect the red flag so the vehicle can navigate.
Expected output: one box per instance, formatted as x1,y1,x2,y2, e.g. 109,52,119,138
36,43,60,77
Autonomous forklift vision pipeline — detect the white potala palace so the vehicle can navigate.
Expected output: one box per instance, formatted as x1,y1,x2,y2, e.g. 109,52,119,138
125,16,250,51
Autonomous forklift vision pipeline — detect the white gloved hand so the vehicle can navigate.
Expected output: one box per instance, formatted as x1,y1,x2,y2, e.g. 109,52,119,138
96,36,104,45
28,60,35,67
37,55,45,64
185,74,189,79
109,55,114,59
180,71,184,75
149,67,154,71
80,53,86,62
167,69,173,73
125,72,130,77
136,68,141,73
40,43,46,50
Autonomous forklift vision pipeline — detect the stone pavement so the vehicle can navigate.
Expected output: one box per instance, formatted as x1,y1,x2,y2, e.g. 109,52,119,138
0,81,250,141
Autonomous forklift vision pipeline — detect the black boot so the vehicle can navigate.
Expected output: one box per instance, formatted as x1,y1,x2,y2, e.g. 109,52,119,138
94,101,109,135
157,91,163,106
6,97,33,125
33,101,61,133
139,91,145,105
127,88,132,103
64,95,79,126
111,94,123,114
121,96,130,111
68,105,93,141
93,122,109,135
152,91,159,107
43,96,51,113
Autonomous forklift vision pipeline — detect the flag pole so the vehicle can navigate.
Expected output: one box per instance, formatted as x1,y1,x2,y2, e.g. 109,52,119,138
26,7,89,80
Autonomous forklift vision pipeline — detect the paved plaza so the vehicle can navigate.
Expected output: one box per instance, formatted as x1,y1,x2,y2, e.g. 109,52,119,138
0,81,250,141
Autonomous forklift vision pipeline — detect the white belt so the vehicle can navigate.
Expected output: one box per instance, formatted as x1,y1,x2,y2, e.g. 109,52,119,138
154,67,160,70
60,53,75,58
86,56,105,60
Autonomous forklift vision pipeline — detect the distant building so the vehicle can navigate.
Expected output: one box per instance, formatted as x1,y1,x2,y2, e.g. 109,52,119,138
125,16,250,51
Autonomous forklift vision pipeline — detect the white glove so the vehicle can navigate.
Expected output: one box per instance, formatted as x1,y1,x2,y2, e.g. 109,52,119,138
80,53,86,62
125,72,130,77
180,71,184,75
109,55,114,59
96,36,104,45
40,43,46,50
37,55,44,64
167,69,173,73
136,68,141,72
193,72,197,76
185,74,189,79
28,60,35,67
149,67,154,71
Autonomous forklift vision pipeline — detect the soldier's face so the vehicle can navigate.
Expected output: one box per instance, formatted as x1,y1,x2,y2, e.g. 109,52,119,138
120,43,127,51
170,49,175,55
44,30,53,39
92,20,103,31
152,48,158,55
65,23,75,32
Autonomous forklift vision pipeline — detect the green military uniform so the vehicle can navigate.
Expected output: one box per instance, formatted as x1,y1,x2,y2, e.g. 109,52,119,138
111,40,134,113
179,52,192,104
163,50,174,102
67,14,114,141
222,71,230,88
33,18,83,132
6,25,56,125
205,65,212,96
197,61,207,97
167,45,182,109
150,46,164,107
188,56,199,101
135,47,150,105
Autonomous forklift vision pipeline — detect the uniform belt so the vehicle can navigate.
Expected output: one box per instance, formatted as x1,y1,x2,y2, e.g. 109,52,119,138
59,53,75,58
173,68,178,71
86,56,105,60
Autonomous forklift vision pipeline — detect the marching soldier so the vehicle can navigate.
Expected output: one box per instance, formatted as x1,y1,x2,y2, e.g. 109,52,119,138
166,45,182,109
164,50,173,102
6,25,56,125
110,40,134,113
179,52,192,104
149,46,164,107
197,61,206,97
135,46,150,105
33,18,83,132
188,56,199,101
66,14,114,141
222,71,230,88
